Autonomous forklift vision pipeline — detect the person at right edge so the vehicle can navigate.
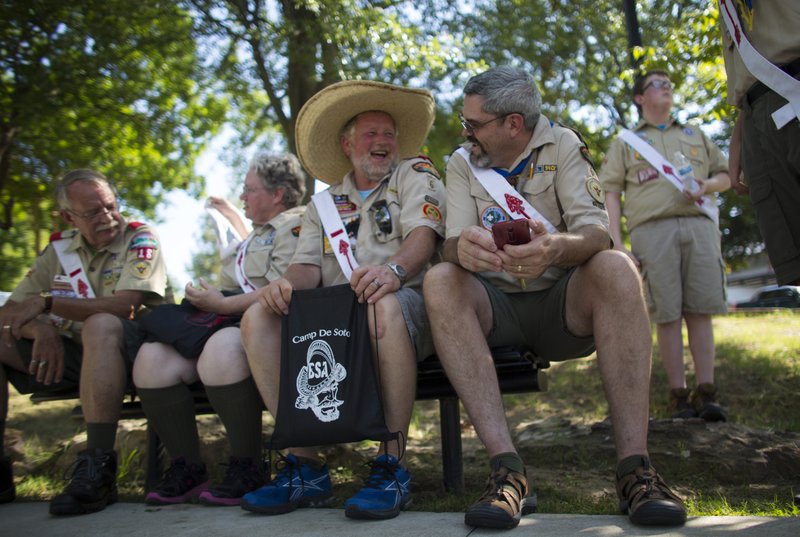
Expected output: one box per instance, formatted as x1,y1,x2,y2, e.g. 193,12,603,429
423,66,686,530
600,70,731,422
718,0,800,507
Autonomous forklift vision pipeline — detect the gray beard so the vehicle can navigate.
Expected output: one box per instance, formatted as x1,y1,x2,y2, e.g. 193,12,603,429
357,155,399,182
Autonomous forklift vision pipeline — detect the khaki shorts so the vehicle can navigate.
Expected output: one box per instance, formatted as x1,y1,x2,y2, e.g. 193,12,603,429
395,287,435,361
6,318,143,395
630,216,727,324
475,271,595,363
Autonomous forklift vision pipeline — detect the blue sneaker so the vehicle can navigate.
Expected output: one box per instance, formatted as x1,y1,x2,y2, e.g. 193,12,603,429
344,454,412,520
240,453,333,515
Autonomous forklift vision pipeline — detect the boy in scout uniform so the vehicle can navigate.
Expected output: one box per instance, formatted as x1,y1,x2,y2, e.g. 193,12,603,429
600,70,731,422
424,66,686,529
133,153,306,507
0,169,169,514
239,80,446,520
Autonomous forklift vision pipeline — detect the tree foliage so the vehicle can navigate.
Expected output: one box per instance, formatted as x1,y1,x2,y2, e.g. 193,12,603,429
0,0,226,288
0,0,764,289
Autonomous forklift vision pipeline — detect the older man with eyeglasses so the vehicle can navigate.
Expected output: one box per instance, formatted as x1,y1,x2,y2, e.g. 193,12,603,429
600,69,731,423
424,65,686,529
0,169,170,514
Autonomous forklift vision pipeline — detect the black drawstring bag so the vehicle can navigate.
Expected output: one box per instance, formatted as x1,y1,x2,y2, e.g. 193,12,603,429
270,284,397,449
138,297,241,359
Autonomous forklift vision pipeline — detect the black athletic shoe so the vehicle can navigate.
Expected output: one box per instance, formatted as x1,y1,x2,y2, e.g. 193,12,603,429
145,456,209,505
199,456,264,506
50,448,118,516
0,456,15,504
617,462,686,526
464,464,537,529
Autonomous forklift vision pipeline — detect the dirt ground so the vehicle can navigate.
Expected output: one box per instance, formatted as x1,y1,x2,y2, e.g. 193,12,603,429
7,398,799,512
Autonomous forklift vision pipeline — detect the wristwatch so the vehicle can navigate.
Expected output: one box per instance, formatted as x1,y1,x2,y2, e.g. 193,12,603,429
385,263,407,287
40,291,53,314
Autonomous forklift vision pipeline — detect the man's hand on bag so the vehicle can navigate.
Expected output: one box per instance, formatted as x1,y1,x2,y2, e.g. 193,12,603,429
351,265,397,304
257,278,294,315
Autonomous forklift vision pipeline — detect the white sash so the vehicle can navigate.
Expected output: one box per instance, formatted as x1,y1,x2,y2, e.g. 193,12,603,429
205,205,247,259
51,238,96,299
719,0,800,128
456,147,558,234
233,233,257,293
312,191,360,281
618,129,719,225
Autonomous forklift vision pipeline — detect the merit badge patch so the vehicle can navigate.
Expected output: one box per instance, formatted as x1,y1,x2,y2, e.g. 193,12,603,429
586,177,605,208
130,232,158,250
481,206,508,229
131,260,152,279
412,160,440,179
637,167,660,184
422,203,442,223
291,225,301,237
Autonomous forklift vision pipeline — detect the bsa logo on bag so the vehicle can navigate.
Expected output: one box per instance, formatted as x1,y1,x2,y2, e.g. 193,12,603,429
295,339,348,422
270,284,396,449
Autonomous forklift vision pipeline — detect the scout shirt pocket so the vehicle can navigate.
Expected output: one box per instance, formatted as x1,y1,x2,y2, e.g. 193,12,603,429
679,137,708,179
368,198,402,245
520,173,563,230
469,182,511,230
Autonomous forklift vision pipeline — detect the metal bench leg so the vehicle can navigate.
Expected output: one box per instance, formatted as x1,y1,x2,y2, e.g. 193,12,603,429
145,424,163,491
439,397,464,494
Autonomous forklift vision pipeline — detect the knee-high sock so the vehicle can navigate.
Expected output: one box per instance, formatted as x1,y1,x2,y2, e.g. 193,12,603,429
137,384,202,464
205,378,263,460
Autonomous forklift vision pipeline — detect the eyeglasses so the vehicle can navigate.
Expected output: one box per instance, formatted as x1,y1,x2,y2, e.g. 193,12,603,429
458,112,516,134
65,202,118,220
643,79,672,91
241,185,266,196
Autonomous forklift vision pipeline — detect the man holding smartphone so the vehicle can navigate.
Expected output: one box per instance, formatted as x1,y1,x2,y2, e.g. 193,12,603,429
423,66,686,530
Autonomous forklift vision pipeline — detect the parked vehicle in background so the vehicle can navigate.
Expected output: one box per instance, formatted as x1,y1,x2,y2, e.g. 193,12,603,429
733,285,800,310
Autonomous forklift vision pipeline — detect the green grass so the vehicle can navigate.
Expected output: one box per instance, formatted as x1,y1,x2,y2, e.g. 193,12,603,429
6,311,800,517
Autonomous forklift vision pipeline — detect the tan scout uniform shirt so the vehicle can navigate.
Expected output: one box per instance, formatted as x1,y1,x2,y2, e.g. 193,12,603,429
446,114,608,293
219,206,305,292
721,0,800,106
10,221,169,338
292,157,446,289
600,119,728,231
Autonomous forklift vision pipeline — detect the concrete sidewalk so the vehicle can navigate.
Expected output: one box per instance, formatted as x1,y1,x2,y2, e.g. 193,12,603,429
2,502,799,536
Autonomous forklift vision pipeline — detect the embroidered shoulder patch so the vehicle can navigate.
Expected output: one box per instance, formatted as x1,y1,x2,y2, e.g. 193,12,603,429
412,160,440,179
291,225,301,237
422,203,442,223
586,176,605,208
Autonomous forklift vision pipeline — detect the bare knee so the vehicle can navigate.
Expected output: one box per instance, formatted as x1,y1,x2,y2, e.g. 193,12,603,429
197,328,249,384
81,313,124,345
582,250,643,297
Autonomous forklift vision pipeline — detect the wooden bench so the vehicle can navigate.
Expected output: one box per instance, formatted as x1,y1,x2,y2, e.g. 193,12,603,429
30,346,548,495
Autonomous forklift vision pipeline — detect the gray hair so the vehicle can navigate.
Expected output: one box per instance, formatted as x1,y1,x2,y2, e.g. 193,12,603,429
249,152,307,208
55,169,117,210
463,66,542,130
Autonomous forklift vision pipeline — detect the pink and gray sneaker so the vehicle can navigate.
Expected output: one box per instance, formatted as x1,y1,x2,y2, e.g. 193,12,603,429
145,457,209,505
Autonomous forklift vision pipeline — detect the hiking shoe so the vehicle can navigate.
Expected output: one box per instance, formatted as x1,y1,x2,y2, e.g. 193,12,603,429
240,453,333,515
690,383,727,422
0,456,15,504
616,462,686,526
199,456,265,506
464,464,537,529
344,454,412,520
49,448,118,516
145,457,210,505
669,388,697,419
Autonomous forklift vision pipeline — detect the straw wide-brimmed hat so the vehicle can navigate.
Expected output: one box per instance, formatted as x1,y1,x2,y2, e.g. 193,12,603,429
295,80,435,184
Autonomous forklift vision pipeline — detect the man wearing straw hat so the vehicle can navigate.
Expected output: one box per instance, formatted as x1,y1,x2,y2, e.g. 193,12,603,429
240,80,446,520
424,66,686,529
